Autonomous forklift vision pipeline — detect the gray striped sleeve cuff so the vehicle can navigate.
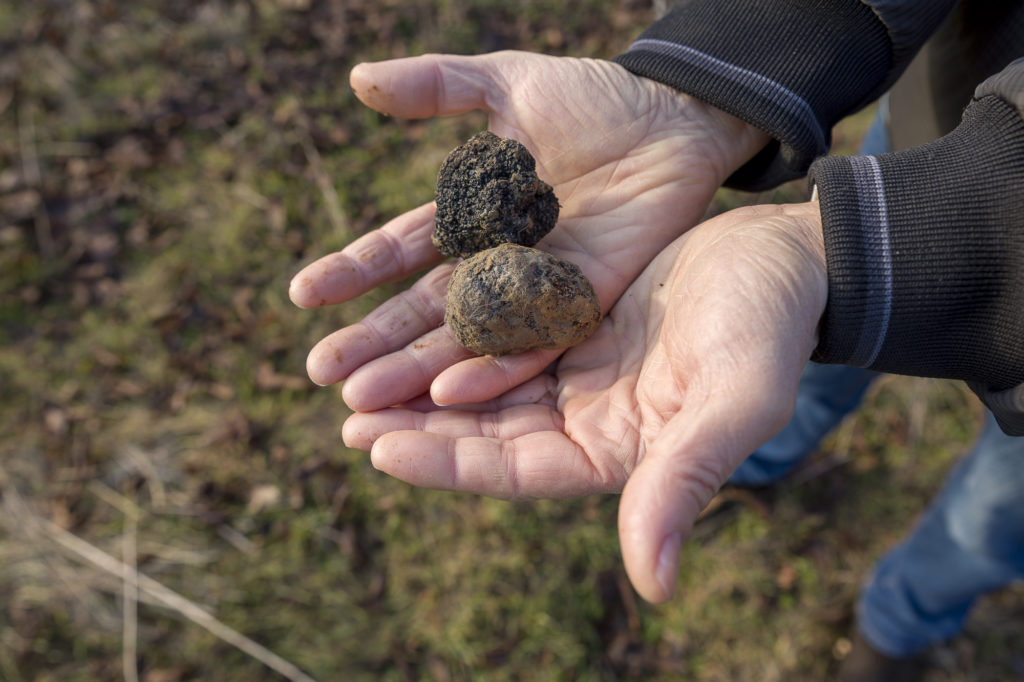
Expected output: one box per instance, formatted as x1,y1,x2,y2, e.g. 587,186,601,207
808,155,896,368
621,38,827,160
810,86,1024,395
612,0,894,190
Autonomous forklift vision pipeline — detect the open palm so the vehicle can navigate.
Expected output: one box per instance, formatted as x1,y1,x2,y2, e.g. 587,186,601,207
290,51,767,410
342,202,827,603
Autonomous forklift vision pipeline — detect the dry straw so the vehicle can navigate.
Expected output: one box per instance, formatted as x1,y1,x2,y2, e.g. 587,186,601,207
1,471,316,682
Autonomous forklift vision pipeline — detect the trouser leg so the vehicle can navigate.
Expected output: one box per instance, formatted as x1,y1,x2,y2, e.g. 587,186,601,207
857,413,1024,657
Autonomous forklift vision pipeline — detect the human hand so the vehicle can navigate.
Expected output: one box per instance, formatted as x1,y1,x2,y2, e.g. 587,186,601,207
343,201,827,602
289,50,769,410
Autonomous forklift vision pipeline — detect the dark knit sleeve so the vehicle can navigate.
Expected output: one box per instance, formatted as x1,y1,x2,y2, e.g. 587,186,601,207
810,59,1024,435
613,0,955,190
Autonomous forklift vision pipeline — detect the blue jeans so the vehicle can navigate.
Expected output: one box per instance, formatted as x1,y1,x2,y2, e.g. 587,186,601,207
730,105,1024,657
859,412,1024,656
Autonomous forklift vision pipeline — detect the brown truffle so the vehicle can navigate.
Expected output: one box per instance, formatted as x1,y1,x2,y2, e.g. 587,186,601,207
433,131,559,258
445,244,602,355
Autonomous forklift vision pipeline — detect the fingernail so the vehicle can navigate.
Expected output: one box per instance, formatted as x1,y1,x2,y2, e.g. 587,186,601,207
305,357,327,387
656,532,681,599
340,417,355,448
287,278,301,306
369,439,386,471
429,382,451,407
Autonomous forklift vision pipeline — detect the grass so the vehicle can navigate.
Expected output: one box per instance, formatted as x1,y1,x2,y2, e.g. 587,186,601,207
1,1,1022,681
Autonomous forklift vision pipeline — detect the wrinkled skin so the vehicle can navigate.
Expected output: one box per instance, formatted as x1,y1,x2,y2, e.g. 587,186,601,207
341,203,827,602
290,51,768,406
288,51,835,602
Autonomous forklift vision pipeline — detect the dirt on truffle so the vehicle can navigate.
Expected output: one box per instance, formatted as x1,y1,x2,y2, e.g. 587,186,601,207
432,131,560,258
445,244,602,355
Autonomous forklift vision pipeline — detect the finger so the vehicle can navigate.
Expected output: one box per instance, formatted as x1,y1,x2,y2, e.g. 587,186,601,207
617,386,792,604
290,202,441,309
305,262,454,386
341,325,475,412
350,53,508,119
430,349,561,406
369,430,614,499
342,402,564,451
399,375,559,412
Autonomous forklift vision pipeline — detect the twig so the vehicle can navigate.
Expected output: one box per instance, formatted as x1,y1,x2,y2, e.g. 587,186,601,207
123,512,139,682
89,480,144,519
217,524,259,556
1,477,317,682
16,103,55,258
122,445,168,509
299,130,347,235
40,516,316,682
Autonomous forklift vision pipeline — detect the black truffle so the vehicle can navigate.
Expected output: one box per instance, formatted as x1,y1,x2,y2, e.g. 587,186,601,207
433,131,559,258
445,244,602,355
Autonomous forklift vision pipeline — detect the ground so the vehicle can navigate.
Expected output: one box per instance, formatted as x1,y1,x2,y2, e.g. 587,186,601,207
1,2,1022,681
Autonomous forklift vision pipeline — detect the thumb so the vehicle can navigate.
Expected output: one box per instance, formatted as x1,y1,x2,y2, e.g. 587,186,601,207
618,386,793,603
350,53,508,119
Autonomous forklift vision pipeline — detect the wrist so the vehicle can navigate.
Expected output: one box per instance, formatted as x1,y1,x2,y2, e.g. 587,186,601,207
783,199,824,262
782,199,827,345
810,91,1024,387
669,86,772,186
